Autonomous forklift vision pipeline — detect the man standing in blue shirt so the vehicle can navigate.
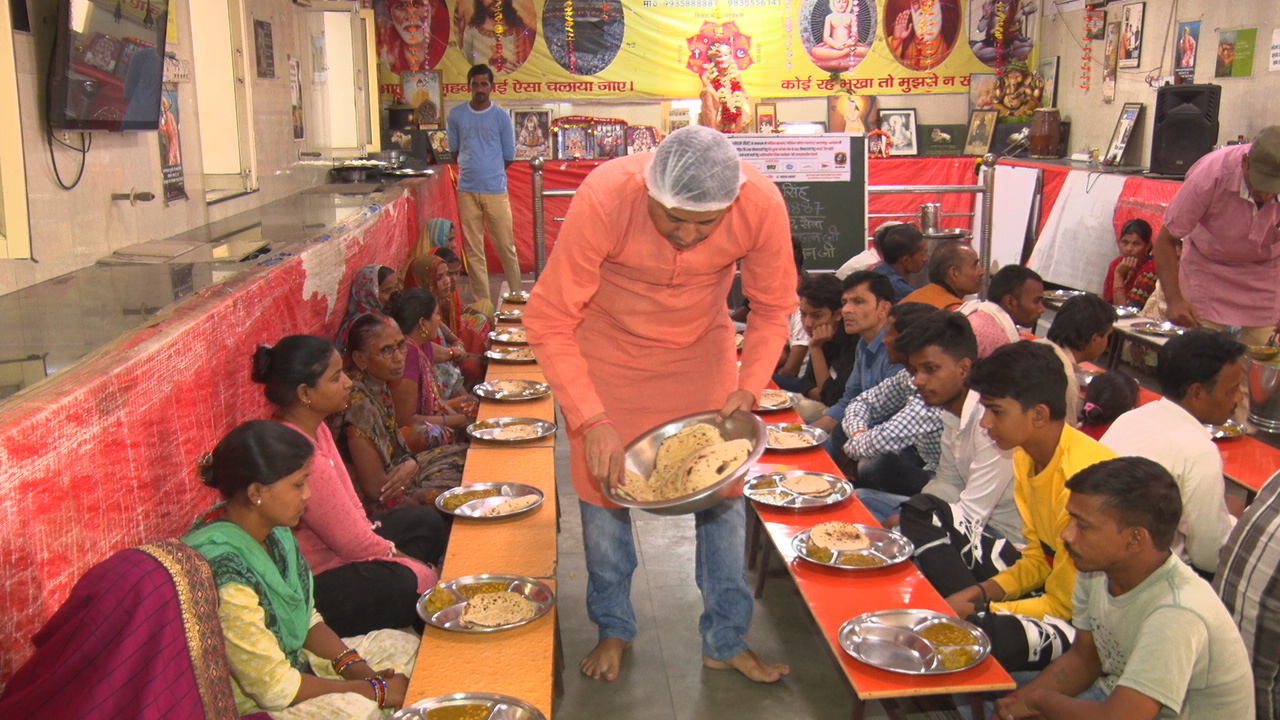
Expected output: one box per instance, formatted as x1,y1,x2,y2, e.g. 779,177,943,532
872,223,928,302
811,271,900,469
447,64,523,312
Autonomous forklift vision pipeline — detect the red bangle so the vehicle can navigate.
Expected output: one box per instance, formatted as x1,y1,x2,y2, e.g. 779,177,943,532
580,417,612,433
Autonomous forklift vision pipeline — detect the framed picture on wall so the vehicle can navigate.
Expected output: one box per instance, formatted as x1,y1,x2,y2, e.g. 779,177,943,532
402,71,442,128
1118,2,1144,69
426,129,452,164
919,124,967,155
754,103,777,133
512,109,552,160
1103,102,1143,165
878,109,918,156
1038,56,1059,107
964,110,998,155
626,126,660,153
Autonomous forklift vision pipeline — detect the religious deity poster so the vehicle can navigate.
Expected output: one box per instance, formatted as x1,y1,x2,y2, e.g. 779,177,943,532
372,0,1042,105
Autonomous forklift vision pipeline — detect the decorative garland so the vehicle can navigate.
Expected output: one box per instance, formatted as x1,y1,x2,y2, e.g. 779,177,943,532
564,0,576,74
492,1,506,73
705,43,747,130
914,0,941,69
994,1,1007,78
1079,13,1092,91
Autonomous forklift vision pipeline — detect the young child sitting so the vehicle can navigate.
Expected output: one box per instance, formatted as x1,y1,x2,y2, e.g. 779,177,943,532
1078,370,1139,440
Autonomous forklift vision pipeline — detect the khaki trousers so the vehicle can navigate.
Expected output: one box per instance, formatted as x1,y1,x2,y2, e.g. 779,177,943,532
457,190,523,311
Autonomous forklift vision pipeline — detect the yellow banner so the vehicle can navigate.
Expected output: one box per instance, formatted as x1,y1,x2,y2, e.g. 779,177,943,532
373,0,1041,103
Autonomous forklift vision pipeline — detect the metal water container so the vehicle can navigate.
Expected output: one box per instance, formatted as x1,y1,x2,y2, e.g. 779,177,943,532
1248,358,1280,433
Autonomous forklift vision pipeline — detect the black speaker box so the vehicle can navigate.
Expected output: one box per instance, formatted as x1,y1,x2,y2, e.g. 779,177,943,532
1150,84,1220,176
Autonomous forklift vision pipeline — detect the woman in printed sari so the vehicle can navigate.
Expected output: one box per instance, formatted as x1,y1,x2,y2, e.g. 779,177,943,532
340,313,467,514
405,249,489,389
254,335,448,636
385,289,479,454
336,265,400,352
0,539,248,720
183,420,418,719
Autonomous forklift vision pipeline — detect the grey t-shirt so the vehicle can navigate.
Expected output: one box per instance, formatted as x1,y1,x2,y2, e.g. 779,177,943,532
1073,555,1254,718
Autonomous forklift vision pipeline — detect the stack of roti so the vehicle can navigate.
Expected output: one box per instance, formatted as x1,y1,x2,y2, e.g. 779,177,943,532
767,428,817,448
481,495,539,516
493,424,541,440
459,591,537,628
808,521,872,552
618,423,753,502
780,474,835,497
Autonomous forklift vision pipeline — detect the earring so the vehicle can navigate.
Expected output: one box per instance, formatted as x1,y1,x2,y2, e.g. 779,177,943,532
254,498,262,506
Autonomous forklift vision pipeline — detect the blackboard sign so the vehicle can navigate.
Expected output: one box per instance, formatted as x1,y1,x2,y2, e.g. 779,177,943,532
729,134,867,271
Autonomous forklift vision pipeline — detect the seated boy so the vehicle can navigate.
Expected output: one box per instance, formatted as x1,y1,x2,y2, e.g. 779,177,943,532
948,341,1115,671
995,456,1254,720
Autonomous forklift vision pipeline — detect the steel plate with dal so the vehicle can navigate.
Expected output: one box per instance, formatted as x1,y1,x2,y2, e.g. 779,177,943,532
608,410,766,516
435,482,545,519
745,471,851,509
839,609,991,675
764,423,828,451
391,692,546,720
466,417,556,443
473,379,551,402
1206,419,1247,440
792,526,913,570
485,347,536,364
1130,320,1186,337
416,574,554,633
502,291,530,304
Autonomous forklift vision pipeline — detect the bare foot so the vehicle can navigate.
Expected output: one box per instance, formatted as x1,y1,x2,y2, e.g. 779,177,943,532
703,649,791,683
580,638,632,681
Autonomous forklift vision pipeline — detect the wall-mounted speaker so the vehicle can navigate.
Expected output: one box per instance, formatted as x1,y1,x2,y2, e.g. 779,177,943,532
1149,84,1220,176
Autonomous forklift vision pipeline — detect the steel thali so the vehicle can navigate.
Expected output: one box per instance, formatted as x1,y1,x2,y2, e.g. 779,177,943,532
434,482,545,519
415,573,555,633
473,379,551,402
791,526,913,570
745,471,851,509
466,417,557,443
391,693,546,720
839,609,991,675
764,423,828,451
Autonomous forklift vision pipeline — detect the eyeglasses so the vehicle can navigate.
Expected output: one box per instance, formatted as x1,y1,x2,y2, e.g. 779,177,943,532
369,339,408,360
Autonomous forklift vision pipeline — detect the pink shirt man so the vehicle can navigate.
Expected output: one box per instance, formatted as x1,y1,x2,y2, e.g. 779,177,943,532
1162,143,1280,327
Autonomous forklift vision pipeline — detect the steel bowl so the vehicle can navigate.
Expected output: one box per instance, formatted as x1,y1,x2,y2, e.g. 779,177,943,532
606,410,767,516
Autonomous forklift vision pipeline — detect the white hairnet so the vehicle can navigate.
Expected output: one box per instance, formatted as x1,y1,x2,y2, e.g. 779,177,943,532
644,126,745,212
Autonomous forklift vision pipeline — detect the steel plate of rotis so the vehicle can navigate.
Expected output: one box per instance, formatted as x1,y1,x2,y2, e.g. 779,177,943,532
485,347,536,364
791,526,913,570
473,379,551,402
391,692,547,720
415,574,554,632
838,609,991,675
488,329,529,345
744,471,851,509
466,418,556,443
764,423,828,451
756,389,794,411
494,309,523,323
1130,320,1186,337
435,483,545,519
608,410,766,516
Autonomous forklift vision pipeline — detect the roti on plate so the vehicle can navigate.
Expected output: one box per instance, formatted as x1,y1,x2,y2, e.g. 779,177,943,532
481,495,540,516
809,521,872,552
759,389,790,407
768,428,817,448
492,424,542,440
459,591,537,628
780,473,834,497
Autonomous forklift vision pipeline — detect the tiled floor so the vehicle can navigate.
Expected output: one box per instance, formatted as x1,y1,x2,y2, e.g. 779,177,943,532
550,420,890,720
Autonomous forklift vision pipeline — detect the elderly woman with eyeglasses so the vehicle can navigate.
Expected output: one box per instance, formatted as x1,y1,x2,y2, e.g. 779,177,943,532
339,313,467,516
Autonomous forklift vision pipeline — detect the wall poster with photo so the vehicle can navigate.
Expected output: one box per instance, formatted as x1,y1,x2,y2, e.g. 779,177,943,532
755,103,777,133
402,71,442,128
1118,3,1144,69
626,126,660,154
1174,21,1199,82
426,129,452,163
513,109,552,160
964,109,997,156
879,109,918,156
1037,56,1059,108
1103,102,1142,165
593,119,627,159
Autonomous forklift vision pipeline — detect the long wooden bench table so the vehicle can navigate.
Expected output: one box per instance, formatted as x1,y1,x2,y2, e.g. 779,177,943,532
749,405,1014,717
406,298,558,718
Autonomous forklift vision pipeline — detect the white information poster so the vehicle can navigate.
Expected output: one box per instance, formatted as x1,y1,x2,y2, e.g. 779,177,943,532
1270,28,1280,71
728,134,854,182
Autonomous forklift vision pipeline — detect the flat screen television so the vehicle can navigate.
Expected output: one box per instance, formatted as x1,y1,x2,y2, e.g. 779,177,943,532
48,0,171,132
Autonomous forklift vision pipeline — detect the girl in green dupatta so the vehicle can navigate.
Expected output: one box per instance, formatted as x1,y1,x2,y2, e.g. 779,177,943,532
341,313,467,517
184,420,417,719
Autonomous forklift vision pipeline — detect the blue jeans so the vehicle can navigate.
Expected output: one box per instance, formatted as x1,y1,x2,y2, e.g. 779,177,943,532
578,498,753,661
957,672,1108,719
855,488,909,524
772,373,805,392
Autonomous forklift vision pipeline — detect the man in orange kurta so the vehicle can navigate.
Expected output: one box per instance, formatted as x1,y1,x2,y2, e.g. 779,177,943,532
524,127,796,684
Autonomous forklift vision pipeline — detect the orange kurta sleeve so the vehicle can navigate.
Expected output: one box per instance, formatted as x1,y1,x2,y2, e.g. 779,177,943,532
734,167,798,400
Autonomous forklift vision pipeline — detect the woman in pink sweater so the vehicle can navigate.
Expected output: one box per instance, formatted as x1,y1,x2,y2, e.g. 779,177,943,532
252,335,447,636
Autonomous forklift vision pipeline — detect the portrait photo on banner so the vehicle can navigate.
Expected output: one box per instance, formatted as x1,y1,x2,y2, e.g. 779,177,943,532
540,0,625,76
513,109,552,160
879,109,918,155
453,0,537,74
375,0,450,77
882,0,961,72
799,0,877,73
968,0,1037,68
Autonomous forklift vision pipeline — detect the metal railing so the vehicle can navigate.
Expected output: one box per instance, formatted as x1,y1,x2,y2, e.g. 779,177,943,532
530,154,998,297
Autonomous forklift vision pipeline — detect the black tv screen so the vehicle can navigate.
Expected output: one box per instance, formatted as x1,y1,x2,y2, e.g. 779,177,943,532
48,0,171,132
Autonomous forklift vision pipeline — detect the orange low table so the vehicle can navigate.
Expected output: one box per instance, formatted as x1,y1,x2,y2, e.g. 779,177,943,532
751,407,1014,709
